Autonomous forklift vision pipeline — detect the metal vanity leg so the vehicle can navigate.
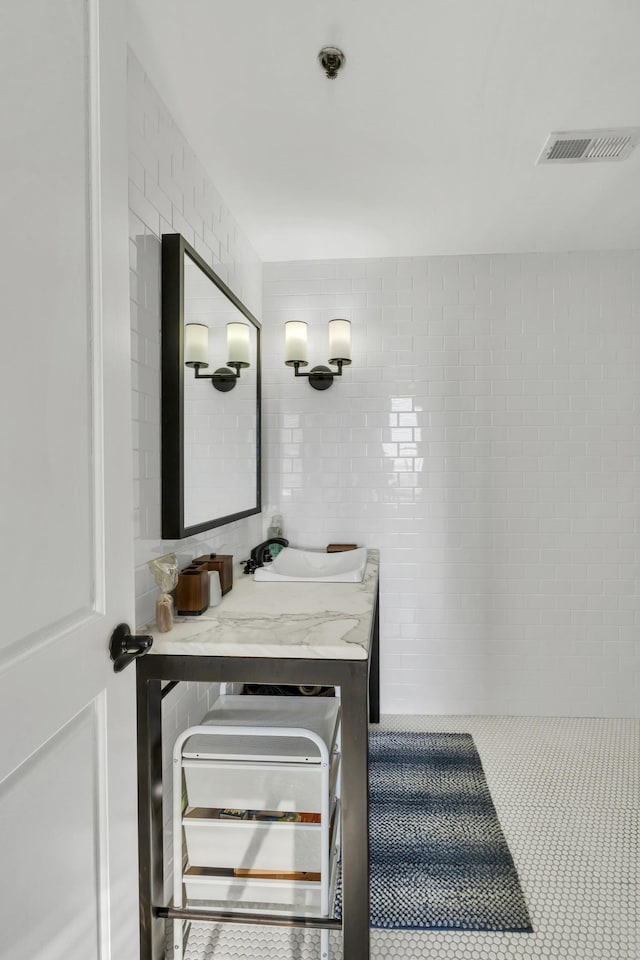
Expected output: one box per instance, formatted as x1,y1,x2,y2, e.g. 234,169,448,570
368,588,380,724
136,669,165,960
339,660,370,960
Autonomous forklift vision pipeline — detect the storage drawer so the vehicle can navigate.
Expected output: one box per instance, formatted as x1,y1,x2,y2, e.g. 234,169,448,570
183,868,321,908
183,815,322,872
194,696,340,762
183,755,339,812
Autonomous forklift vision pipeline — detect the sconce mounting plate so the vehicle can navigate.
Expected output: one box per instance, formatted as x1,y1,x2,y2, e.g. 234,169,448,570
211,366,238,392
309,365,335,390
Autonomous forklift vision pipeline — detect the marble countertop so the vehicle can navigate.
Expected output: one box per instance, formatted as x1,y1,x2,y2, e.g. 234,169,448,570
145,549,379,660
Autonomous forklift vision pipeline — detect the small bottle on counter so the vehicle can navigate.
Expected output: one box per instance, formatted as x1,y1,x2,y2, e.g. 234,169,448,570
209,570,222,606
156,593,174,632
267,514,284,557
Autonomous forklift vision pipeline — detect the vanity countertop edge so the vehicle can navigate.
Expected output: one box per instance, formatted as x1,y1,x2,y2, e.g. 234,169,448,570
144,548,379,660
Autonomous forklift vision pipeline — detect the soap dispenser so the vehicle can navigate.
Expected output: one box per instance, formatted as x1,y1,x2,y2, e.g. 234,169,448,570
267,514,284,557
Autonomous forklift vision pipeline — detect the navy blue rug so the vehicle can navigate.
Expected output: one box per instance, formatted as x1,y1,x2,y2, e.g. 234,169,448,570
335,730,532,932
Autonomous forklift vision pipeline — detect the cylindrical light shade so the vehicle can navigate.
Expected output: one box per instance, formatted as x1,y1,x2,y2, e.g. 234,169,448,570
184,323,209,367
328,318,351,364
285,320,309,366
227,322,250,367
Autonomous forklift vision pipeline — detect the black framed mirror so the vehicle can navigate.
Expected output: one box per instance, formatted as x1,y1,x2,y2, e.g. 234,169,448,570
161,233,261,539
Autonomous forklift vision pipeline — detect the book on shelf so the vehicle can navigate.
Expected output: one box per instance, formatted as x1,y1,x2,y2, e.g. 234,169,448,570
248,809,300,822
233,868,321,882
247,810,321,823
207,808,322,822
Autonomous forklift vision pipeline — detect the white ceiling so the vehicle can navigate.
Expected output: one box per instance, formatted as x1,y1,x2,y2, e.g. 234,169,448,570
128,0,640,262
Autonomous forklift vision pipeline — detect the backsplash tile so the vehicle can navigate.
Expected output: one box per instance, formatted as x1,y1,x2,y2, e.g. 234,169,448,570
127,49,262,630
127,53,263,896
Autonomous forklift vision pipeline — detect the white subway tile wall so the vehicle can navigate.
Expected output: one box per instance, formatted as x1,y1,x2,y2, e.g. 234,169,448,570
127,49,263,629
127,50,263,899
263,253,640,718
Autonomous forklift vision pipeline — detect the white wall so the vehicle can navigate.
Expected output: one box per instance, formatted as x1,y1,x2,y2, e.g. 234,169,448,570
127,49,263,629
263,252,640,719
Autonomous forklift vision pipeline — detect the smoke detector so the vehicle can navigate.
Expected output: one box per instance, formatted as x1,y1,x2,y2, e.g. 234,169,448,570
536,127,640,164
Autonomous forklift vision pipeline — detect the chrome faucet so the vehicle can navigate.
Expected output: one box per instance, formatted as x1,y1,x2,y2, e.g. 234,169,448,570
248,537,289,568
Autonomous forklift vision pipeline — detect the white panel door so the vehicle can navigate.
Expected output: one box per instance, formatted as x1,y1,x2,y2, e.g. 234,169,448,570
0,1,138,958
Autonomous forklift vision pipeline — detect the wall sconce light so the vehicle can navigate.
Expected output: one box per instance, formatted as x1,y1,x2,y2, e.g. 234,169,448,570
285,319,351,390
184,321,250,392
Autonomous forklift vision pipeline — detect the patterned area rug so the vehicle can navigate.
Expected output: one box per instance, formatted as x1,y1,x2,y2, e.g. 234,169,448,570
335,730,532,931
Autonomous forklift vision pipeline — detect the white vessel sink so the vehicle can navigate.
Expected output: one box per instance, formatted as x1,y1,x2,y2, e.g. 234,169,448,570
254,547,367,583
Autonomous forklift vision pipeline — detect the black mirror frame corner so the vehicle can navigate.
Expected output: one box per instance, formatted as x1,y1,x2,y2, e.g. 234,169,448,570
160,232,262,540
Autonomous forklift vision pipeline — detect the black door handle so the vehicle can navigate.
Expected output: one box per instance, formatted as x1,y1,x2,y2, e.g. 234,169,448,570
109,623,153,673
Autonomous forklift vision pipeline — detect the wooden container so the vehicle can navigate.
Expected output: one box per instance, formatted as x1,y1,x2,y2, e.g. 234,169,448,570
193,554,233,595
175,565,210,615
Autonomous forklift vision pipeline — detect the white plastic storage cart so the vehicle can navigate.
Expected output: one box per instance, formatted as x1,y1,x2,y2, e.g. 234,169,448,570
172,695,342,959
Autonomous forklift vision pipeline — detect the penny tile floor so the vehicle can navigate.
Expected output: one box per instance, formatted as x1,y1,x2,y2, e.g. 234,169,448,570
176,714,639,960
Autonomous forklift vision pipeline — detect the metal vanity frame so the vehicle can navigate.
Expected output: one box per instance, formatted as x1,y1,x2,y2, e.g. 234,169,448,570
135,588,379,960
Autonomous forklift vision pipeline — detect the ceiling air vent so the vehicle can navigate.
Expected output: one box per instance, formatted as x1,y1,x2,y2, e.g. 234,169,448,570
536,128,640,164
